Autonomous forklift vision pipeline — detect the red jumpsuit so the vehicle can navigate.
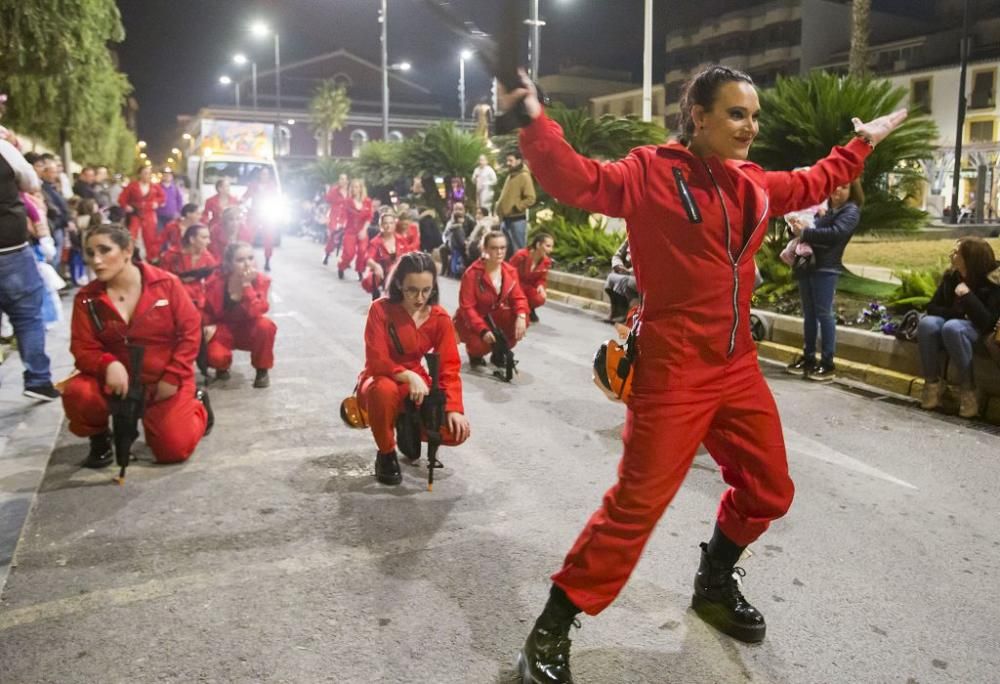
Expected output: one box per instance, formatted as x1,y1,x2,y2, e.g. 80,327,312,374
509,248,552,311
361,235,408,294
242,180,280,263
158,220,182,259
454,259,530,359
118,181,166,257
520,111,871,614
324,185,348,257
62,262,208,463
396,221,420,253
161,249,218,313
202,192,240,231
358,299,467,453
202,271,277,372
337,197,374,274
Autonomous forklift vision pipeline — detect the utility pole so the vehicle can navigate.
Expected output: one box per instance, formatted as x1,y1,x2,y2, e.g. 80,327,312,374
381,0,389,140
527,0,545,79
950,0,971,224
642,0,653,122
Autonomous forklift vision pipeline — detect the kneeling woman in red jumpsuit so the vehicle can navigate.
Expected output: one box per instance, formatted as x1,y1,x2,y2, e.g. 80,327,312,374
202,242,277,388
361,211,408,300
454,230,529,367
357,252,470,485
505,67,908,682
63,224,210,468
509,231,554,322
161,223,218,313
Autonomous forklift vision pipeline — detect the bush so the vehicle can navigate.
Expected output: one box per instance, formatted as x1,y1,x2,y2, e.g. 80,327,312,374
888,268,941,310
532,215,623,277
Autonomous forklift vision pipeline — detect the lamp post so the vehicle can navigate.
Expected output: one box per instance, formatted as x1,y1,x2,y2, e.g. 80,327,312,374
219,75,239,107
380,0,389,141
459,49,473,124
642,0,653,122
950,0,971,224
251,21,281,152
233,53,257,112
526,0,546,80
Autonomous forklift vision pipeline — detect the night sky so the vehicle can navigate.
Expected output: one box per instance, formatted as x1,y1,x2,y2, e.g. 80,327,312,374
116,0,675,160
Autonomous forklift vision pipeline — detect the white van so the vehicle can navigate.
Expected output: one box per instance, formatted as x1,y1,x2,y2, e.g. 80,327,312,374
187,154,281,207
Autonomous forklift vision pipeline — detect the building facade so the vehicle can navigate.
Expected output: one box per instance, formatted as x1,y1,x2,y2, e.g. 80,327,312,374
590,85,667,129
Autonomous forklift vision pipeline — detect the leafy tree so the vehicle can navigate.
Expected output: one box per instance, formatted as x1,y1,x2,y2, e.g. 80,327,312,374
0,0,133,170
849,0,872,78
751,72,937,233
308,80,351,157
353,140,405,199
400,121,489,214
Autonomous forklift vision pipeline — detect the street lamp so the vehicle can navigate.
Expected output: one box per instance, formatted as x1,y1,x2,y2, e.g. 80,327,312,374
233,53,258,112
251,20,281,151
459,49,473,124
526,0,547,80
137,140,147,149
219,75,239,107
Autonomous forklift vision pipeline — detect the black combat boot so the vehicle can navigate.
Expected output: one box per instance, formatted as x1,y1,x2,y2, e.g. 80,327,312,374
196,388,214,436
691,528,766,643
374,450,402,485
82,431,113,469
323,253,330,266
253,369,270,388
517,585,580,683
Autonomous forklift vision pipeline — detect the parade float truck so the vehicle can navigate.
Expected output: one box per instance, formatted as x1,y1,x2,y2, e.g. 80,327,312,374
186,120,287,234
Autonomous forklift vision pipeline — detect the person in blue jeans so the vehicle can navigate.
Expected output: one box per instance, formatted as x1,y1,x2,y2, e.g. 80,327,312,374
917,237,1000,419
0,138,58,401
785,180,863,381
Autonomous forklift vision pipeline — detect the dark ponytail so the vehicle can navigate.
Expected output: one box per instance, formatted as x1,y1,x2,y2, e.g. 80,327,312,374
677,66,755,145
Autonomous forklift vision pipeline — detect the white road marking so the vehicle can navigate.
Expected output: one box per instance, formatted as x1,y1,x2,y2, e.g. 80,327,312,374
784,429,918,490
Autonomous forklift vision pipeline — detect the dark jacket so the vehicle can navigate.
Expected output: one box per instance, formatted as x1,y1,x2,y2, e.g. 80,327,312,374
800,201,861,272
927,267,1000,335
42,180,69,232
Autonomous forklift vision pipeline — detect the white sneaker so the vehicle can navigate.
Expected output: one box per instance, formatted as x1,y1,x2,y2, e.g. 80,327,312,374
959,389,980,419
920,380,944,410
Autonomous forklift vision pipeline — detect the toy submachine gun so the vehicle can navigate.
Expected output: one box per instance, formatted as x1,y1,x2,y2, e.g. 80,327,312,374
420,352,446,491
108,344,145,485
421,0,548,134
485,315,517,382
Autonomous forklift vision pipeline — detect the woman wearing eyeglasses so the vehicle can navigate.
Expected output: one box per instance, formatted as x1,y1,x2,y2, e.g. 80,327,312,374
356,252,470,485
454,230,529,366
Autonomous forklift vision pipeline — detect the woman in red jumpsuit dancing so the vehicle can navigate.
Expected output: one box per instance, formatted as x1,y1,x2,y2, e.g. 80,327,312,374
357,251,470,485
336,179,373,281
509,232,554,323
507,67,908,683
361,210,409,300
202,241,277,388
118,165,166,258
454,230,529,367
63,224,210,469
161,223,218,313
323,173,349,265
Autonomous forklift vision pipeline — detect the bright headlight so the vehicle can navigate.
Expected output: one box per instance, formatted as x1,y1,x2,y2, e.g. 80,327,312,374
257,195,287,223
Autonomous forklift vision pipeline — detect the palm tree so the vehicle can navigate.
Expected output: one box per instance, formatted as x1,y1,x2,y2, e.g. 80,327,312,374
400,121,490,214
751,71,938,232
849,0,871,78
309,80,351,157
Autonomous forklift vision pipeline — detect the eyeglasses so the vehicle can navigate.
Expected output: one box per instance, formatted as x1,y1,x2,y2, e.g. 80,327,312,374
402,286,433,298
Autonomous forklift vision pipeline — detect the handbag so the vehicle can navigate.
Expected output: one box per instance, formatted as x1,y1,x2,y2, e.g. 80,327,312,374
339,394,369,429
791,251,815,274
593,312,639,404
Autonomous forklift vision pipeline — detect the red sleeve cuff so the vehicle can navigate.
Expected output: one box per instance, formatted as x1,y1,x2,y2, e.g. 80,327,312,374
161,372,183,387
845,136,873,163
98,352,118,379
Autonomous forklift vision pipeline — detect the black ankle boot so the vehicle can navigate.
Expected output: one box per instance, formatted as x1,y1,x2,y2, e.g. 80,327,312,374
253,369,270,388
374,450,402,485
691,541,766,643
517,586,580,683
82,431,113,469
196,388,214,436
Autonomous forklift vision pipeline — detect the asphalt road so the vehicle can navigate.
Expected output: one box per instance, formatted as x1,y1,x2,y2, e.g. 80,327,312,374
1,236,997,684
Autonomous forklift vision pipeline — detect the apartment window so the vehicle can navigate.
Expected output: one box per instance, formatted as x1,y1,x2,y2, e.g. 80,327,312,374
911,78,932,114
969,120,995,143
600,102,611,116
623,99,635,116
350,129,368,157
970,69,996,109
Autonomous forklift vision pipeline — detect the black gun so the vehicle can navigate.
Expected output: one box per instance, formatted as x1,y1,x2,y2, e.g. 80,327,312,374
420,353,446,491
108,344,145,485
485,314,517,382
421,0,547,133
177,265,217,282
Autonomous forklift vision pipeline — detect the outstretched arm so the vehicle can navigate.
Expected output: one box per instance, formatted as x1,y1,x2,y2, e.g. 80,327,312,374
505,72,648,218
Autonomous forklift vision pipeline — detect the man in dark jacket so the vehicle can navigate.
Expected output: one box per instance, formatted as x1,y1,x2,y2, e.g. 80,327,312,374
40,158,69,269
72,166,98,200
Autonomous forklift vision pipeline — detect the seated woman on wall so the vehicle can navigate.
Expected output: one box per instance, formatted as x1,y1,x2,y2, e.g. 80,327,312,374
509,232,554,322
357,252,471,485
454,230,529,367
63,223,210,468
362,210,410,300
604,238,638,324
918,236,1000,418
202,241,277,388
161,223,217,313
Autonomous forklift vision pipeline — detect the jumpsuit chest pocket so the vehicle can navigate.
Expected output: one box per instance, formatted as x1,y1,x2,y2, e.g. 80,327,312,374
672,168,702,225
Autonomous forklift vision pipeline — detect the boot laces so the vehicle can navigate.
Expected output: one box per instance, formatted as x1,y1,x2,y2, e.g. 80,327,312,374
721,566,748,605
540,618,581,664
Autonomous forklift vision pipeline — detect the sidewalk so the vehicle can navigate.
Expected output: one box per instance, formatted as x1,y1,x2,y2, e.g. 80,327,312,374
0,298,73,592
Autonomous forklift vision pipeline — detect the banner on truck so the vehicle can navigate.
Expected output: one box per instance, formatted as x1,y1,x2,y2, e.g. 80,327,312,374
199,120,275,159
